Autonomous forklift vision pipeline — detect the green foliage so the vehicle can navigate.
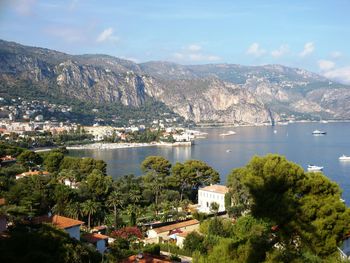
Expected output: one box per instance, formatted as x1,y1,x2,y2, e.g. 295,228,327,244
143,243,161,255
170,254,181,262
17,150,43,169
44,152,64,173
225,154,350,261
170,160,220,201
0,224,101,263
183,231,205,253
0,142,24,157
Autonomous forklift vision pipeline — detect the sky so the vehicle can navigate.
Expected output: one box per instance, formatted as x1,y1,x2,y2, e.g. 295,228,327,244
1,0,350,83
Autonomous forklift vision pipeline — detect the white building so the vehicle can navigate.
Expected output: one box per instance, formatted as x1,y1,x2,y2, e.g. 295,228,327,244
197,185,229,213
146,219,199,242
82,233,109,253
34,215,84,240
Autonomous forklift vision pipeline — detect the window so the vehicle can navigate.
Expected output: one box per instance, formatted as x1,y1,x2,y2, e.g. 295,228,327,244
206,202,209,207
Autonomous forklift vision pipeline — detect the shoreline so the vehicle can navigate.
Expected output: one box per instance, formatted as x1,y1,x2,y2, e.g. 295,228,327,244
66,141,192,150
195,119,350,129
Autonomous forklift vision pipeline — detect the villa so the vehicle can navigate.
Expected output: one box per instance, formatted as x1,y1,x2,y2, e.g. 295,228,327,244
197,184,229,213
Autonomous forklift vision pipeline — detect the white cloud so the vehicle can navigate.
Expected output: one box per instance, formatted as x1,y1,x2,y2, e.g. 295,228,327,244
14,0,36,16
246,43,266,57
323,67,350,84
271,44,289,58
172,44,220,62
330,51,342,59
318,60,335,71
96,27,119,43
188,53,220,62
299,42,315,57
187,44,202,52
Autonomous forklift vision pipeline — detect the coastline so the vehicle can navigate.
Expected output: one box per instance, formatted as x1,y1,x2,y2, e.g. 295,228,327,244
66,141,193,150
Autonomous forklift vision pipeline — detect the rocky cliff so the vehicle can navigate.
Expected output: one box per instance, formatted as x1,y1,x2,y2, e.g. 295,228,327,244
1,39,349,125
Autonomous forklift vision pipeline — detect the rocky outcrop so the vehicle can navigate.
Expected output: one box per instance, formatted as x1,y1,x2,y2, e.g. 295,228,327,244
1,39,350,124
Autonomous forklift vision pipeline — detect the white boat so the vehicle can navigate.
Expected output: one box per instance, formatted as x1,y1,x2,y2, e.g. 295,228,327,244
312,130,327,135
220,131,236,136
307,165,323,172
226,149,232,153
339,155,350,161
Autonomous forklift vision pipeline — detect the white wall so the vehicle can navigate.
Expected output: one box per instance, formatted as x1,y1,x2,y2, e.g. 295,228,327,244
197,190,226,213
66,226,81,240
341,238,350,256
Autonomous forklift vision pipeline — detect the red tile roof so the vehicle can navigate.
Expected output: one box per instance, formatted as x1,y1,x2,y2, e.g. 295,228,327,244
0,198,5,206
16,171,50,179
151,219,199,234
199,184,229,194
122,253,172,263
34,215,84,229
82,233,109,243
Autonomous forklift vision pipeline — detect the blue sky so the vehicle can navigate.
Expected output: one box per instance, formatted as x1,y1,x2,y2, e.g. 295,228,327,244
1,0,350,83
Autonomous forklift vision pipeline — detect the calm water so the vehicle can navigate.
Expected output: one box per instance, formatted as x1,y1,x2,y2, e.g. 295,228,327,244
70,122,350,204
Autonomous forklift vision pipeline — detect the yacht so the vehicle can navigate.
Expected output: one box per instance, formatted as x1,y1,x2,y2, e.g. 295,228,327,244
226,149,232,153
339,155,350,161
220,131,236,136
307,165,323,172
312,130,327,135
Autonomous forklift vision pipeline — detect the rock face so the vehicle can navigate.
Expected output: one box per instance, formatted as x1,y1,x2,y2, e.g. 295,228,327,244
1,39,350,124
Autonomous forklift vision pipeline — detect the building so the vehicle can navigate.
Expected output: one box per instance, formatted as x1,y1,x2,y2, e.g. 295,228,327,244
146,219,199,243
82,233,109,253
340,234,350,259
33,215,84,240
15,171,50,180
197,185,229,213
176,231,192,248
122,253,172,263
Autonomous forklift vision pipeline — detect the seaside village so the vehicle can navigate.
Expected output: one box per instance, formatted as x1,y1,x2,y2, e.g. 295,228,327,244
0,172,231,261
1,98,350,262
0,98,202,147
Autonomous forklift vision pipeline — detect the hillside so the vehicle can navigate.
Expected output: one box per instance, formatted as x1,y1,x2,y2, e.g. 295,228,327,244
1,39,350,125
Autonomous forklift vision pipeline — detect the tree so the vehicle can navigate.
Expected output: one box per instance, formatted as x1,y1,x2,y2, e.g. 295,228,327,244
170,160,220,201
183,231,205,253
84,169,112,199
107,191,124,228
227,154,350,260
82,200,99,229
209,202,219,215
17,150,43,170
226,167,251,217
64,202,81,220
44,152,64,173
141,156,171,213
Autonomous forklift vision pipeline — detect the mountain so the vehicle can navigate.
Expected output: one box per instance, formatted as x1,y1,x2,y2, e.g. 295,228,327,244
1,39,350,125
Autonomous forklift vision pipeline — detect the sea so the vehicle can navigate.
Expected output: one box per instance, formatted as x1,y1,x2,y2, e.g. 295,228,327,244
69,122,350,204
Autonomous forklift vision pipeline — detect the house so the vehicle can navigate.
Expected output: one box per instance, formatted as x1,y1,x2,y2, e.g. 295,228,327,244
33,215,84,240
15,170,50,180
197,184,229,213
146,219,199,242
82,233,109,253
340,234,350,259
122,253,172,263
176,231,192,248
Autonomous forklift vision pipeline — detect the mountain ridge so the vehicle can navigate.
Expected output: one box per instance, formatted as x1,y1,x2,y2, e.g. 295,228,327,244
1,39,350,125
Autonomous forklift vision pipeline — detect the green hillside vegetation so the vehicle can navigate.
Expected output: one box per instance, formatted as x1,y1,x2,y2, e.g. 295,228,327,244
0,144,349,262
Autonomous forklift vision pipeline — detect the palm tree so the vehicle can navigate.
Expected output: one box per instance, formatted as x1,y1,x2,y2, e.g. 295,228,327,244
64,202,81,220
107,191,124,228
82,200,99,230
